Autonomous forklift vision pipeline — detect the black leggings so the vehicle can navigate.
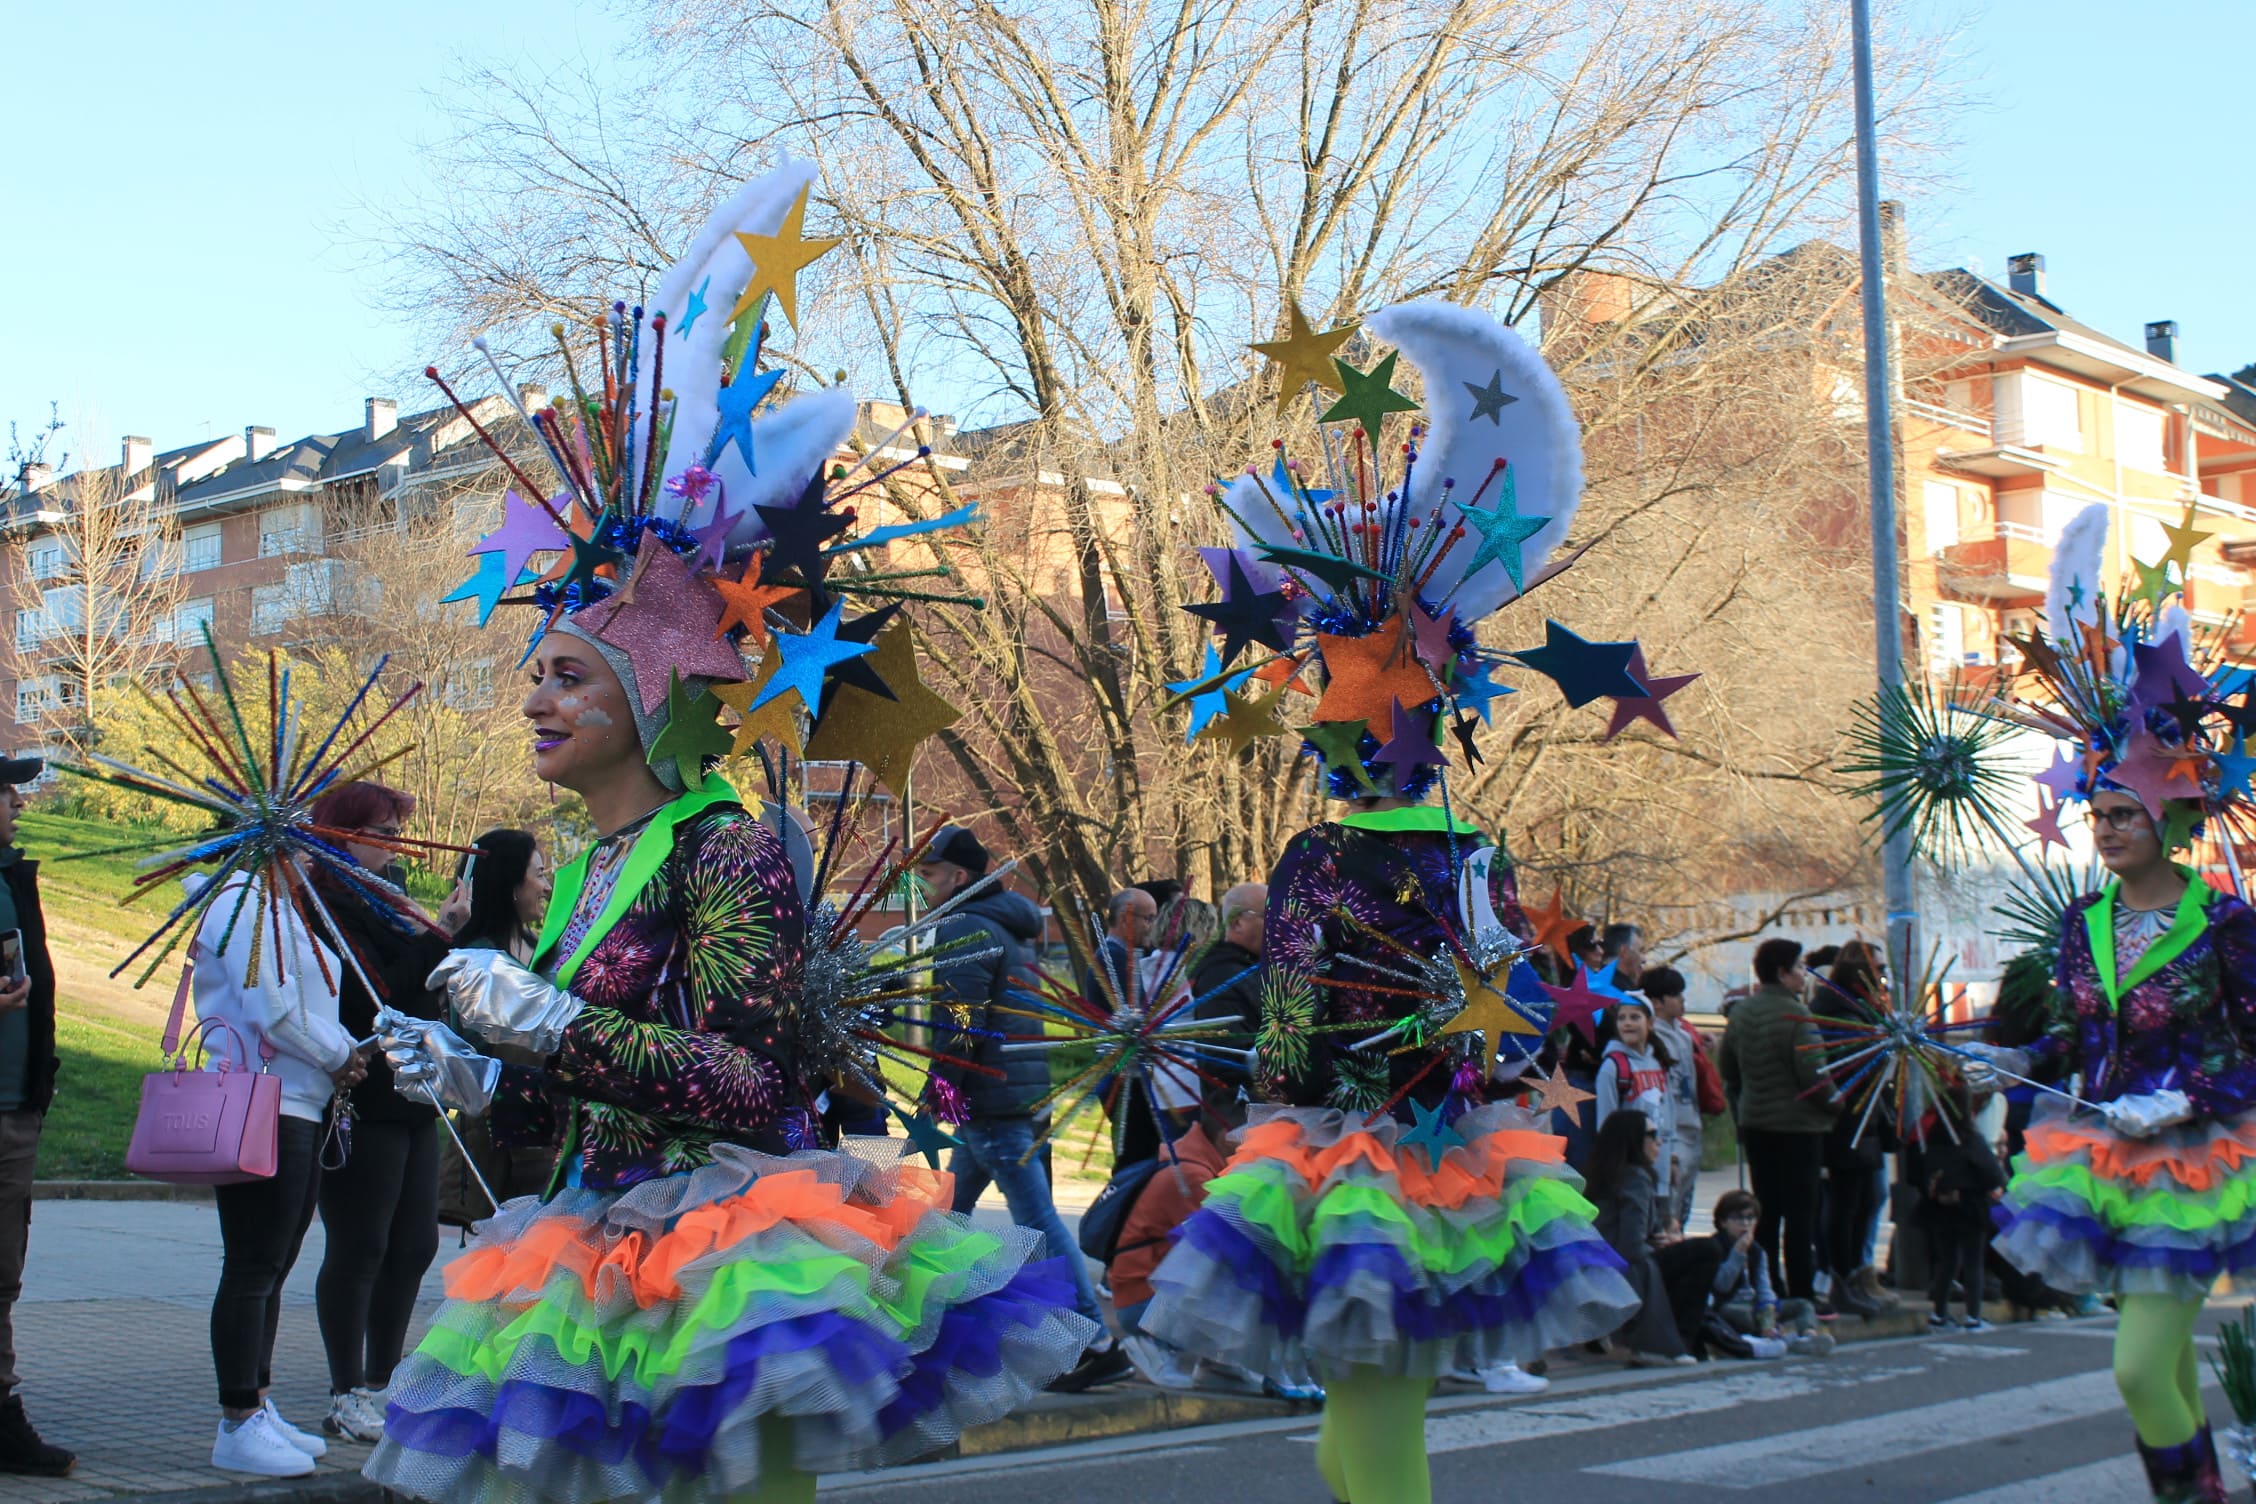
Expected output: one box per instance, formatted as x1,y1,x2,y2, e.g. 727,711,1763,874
1824,1162,1881,1277
1928,1213,1989,1317
212,1116,324,1411
316,1115,440,1393
1741,1127,1826,1300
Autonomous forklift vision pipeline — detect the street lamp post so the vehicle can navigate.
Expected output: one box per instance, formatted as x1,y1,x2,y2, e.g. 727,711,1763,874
1851,0,1917,1006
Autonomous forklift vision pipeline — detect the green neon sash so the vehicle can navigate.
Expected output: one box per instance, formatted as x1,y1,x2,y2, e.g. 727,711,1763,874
534,780,740,989
2085,863,2216,1013
1339,806,1480,835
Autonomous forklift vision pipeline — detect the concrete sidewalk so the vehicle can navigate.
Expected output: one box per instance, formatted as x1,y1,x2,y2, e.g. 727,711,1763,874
0,1165,1919,1502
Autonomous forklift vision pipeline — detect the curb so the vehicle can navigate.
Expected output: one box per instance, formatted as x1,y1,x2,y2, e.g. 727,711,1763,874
117,1299,2043,1502
35,1179,212,1202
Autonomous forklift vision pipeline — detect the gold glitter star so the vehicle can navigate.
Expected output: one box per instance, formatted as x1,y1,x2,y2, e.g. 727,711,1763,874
1442,956,1543,1074
802,620,961,795
729,185,843,330
716,659,804,758
1249,300,1356,409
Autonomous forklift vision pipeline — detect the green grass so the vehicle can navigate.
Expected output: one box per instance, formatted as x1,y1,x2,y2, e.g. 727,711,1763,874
38,1010,153,1180
22,810,186,947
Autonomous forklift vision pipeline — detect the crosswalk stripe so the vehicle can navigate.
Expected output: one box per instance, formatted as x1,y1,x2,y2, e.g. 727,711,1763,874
1585,1370,2123,1487
1423,1368,1828,1455
1932,1456,2145,1504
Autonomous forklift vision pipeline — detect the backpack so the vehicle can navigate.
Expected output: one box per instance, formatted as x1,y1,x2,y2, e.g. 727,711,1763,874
1077,1155,1163,1263
1692,1030,1727,1117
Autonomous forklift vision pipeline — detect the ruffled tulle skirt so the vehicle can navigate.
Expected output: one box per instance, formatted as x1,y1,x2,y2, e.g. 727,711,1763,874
1995,1100,2256,1301
1139,1102,1637,1379
363,1143,1097,1502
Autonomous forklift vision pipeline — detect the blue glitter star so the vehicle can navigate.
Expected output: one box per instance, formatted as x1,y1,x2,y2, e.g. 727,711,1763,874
750,602,878,713
706,365,785,471
680,275,712,336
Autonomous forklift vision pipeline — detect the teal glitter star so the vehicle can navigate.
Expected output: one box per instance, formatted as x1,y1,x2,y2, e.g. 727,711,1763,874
559,514,628,598
1457,468,1549,592
1320,352,1420,442
646,672,733,791
899,1108,963,1169
440,552,535,627
707,365,785,472
1398,1096,1467,1169
750,602,879,712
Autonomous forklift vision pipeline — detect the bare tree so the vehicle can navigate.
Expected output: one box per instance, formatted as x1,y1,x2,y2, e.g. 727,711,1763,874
2,428,188,757
365,0,1959,940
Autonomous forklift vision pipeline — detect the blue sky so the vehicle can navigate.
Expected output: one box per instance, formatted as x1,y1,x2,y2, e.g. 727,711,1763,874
4,0,2253,471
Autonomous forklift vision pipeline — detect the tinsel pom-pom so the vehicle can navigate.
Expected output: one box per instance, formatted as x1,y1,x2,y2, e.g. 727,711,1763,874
925,1075,970,1126
1451,1058,1485,1099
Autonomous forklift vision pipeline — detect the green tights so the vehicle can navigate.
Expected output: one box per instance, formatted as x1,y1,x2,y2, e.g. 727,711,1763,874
731,1415,817,1503
2115,1294,2205,1448
1314,1367,1434,1504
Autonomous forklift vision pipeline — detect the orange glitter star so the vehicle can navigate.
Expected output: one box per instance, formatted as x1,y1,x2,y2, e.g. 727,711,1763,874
1526,887,1579,962
1311,616,1439,727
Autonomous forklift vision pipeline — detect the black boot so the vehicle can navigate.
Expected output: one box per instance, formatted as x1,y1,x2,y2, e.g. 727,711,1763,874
2136,1425,2227,1504
0,1395,73,1477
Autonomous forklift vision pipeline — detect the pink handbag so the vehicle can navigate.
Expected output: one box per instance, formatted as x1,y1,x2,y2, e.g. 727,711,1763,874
125,952,282,1185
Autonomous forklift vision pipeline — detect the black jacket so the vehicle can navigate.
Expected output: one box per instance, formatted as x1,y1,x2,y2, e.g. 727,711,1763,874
314,871,453,1125
934,890,1051,1121
5,859,56,1114
1191,941,1262,1089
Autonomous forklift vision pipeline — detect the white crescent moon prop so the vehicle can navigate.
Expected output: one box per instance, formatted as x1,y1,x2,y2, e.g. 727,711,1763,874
629,156,859,536
1363,301,1583,622
1456,846,1509,945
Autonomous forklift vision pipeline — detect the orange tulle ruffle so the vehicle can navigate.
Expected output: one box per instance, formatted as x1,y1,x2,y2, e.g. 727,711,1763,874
444,1165,955,1310
1223,1115,1565,1212
2021,1117,2256,1193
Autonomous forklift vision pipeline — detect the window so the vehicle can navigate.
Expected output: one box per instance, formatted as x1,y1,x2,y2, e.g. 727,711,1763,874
11,610,48,651
2019,375,2083,451
152,597,215,646
2117,403,2168,474
182,524,222,573
443,659,495,710
13,680,52,722
22,543,63,582
1922,481,1961,550
250,584,290,636
258,502,321,558
1927,602,1968,673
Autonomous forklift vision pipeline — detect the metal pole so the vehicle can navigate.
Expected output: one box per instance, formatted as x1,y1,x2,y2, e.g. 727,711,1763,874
1852,0,1916,1011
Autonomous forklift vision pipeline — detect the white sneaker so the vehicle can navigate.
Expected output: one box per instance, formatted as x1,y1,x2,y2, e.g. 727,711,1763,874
1191,1359,1269,1395
322,1388,385,1442
1744,1336,1790,1360
260,1398,327,1458
1450,1360,1550,1395
212,1412,317,1477
1787,1331,1836,1357
1119,1334,1196,1390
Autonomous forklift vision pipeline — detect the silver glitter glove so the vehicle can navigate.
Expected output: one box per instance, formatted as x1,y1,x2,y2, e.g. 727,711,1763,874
2100,1089,2193,1140
425,950,584,1056
375,1007,502,1116
1952,1041,2031,1090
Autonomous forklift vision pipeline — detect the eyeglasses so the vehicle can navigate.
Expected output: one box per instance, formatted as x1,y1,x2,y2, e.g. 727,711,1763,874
2084,807,2152,833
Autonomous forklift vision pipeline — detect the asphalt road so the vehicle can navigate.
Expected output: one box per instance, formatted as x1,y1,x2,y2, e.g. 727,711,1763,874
822,1312,2247,1504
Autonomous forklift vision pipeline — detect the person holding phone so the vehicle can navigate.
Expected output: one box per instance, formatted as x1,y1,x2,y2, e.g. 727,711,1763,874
303,783,455,1446
0,757,71,1477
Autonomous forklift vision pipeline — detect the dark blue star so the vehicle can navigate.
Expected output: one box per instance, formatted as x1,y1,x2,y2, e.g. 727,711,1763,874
1187,555,1293,667
1464,368,1518,425
1510,621,1644,709
706,365,785,472
755,470,851,589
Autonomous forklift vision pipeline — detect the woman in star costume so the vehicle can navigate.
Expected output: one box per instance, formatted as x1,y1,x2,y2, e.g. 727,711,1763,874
1954,502,2256,1504
360,159,1095,1504
1140,300,1648,1504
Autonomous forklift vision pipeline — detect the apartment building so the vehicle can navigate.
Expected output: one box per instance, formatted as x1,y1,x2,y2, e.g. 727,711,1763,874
1904,252,2256,681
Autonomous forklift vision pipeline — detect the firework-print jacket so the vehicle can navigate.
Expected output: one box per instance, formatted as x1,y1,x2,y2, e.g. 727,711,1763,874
490,799,812,1190
1259,810,1528,1113
2046,880,2256,1120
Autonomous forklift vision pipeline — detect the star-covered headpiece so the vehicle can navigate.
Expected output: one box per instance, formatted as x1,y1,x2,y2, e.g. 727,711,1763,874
1176,299,1697,797
426,159,979,792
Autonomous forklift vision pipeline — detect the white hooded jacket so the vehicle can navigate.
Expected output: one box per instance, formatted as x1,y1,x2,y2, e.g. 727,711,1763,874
186,871,354,1122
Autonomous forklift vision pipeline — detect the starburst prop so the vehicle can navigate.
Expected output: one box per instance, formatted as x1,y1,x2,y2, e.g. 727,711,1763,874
981,925,1262,1164
52,628,470,991
1801,944,2098,1147
1840,676,2032,874
1990,859,2105,960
